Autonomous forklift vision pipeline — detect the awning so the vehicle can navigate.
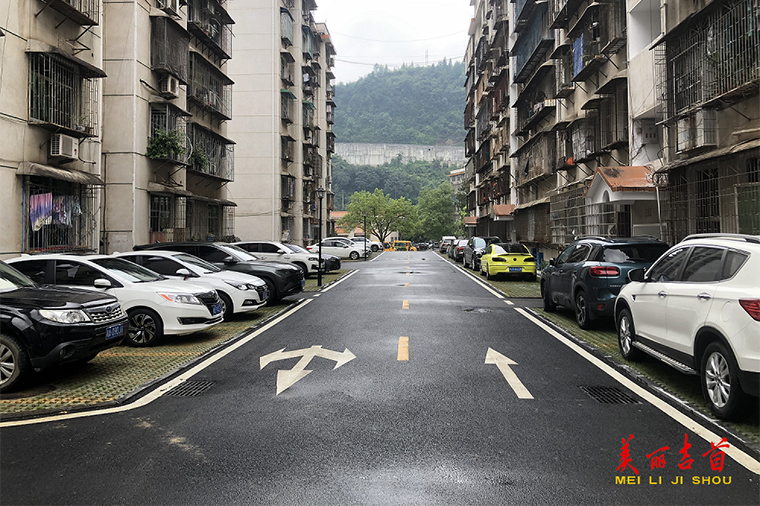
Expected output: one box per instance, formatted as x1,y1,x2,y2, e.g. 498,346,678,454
464,216,478,226
302,100,316,109
656,139,760,173
147,182,194,196
26,39,106,79
17,162,105,186
596,69,627,95
514,196,551,210
281,89,297,99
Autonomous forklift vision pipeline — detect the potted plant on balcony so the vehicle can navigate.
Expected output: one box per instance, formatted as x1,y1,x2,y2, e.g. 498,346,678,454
190,147,210,171
147,129,186,161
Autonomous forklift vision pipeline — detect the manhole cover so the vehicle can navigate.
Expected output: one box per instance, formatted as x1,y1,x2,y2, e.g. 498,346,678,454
580,386,641,404
0,385,56,399
464,308,492,313
165,380,215,397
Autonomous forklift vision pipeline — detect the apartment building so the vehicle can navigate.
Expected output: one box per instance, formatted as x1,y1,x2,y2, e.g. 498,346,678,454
100,0,236,252
227,0,336,245
0,0,106,256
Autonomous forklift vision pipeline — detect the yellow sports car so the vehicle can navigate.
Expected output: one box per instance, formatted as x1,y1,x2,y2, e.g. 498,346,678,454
479,243,537,281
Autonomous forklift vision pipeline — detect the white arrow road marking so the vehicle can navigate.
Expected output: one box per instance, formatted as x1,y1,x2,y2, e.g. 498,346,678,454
260,345,356,394
485,348,533,399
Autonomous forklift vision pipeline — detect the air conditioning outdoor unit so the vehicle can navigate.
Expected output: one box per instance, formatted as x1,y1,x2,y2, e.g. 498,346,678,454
49,133,79,161
160,0,179,16
159,76,180,99
676,109,717,154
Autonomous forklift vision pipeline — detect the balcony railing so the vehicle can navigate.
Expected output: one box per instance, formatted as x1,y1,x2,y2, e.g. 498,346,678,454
187,123,234,181
151,16,190,83
148,103,189,163
515,132,556,186
188,52,232,120
40,0,99,25
187,0,233,61
512,5,554,83
280,7,294,47
569,115,598,161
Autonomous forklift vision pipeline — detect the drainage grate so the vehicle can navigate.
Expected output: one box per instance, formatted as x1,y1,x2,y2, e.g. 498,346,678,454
464,308,492,313
165,381,215,397
580,386,641,404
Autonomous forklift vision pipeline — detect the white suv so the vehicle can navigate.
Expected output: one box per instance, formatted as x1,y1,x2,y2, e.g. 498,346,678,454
614,234,760,420
307,237,369,260
350,237,383,252
114,251,269,320
7,254,224,347
232,241,322,276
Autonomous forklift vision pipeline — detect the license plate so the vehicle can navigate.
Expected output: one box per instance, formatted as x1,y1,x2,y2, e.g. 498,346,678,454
301,279,306,287
105,323,124,340
211,303,222,315
509,267,522,272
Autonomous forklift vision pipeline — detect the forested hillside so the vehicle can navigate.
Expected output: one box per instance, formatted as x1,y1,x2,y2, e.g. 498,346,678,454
333,61,466,146
331,155,451,210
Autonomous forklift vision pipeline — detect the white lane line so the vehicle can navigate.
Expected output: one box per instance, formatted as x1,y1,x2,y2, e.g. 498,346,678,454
455,264,504,299
514,307,760,475
0,300,314,428
313,294,321,297
321,269,359,292
505,300,514,306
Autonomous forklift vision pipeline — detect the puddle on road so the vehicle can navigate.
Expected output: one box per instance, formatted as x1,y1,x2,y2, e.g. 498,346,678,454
463,308,492,313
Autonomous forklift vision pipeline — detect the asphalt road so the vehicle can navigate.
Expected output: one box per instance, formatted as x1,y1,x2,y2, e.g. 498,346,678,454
1,251,758,505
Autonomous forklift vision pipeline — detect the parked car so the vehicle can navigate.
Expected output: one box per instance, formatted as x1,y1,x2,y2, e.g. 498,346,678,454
114,251,269,320
350,237,383,252
7,255,223,347
133,242,304,305
463,236,502,270
440,239,454,253
541,236,670,329
232,240,322,277
0,260,127,391
285,243,341,272
450,239,468,261
479,243,537,281
307,238,368,260
393,240,415,251
615,233,760,420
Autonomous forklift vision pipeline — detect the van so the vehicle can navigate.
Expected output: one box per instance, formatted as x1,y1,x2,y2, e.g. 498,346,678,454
440,236,456,253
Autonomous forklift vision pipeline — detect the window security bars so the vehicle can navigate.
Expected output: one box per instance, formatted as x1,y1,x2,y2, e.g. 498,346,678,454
303,101,315,129
598,85,628,149
512,6,554,83
151,17,190,82
551,185,632,245
570,116,597,161
187,0,233,59
661,0,759,119
29,53,98,135
149,195,189,243
25,176,98,253
42,0,99,25
188,53,232,120
187,124,234,181
515,133,556,186
281,8,294,47
302,26,314,60
150,103,189,163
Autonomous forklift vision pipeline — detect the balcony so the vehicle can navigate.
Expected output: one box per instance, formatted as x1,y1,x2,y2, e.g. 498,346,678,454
514,132,556,186
281,89,296,124
303,100,315,130
513,0,537,33
187,0,234,62
280,7,294,47
326,132,335,153
517,99,557,137
151,16,190,83
187,52,233,120
302,25,314,61
38,0,99,26
512,5,555,83
187,123,234,181
148,102,190,164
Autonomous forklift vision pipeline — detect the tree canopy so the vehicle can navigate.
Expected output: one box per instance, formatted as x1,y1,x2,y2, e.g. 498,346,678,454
416,183,457,241
333,61,466,145
337,189,418,243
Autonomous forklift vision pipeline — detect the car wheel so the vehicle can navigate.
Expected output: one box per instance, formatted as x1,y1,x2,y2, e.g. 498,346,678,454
701,341,748,420
574,290,595,329
0,333,30,392
485,263,493,280
218,292,234,321
349,251,360,260
264,278,279,306
293,262,308,278
371,245,379,252
617,309,643,361
126,308,164,347
541,281,556,312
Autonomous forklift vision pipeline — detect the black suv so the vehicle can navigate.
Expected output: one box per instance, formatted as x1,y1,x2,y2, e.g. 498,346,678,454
463,236,502,270
541,236,669,329
0,260,127,391
133,242,304,305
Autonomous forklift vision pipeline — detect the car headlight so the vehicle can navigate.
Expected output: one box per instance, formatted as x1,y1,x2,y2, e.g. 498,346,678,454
158,292,202,305
39,309,91,324
224,280,249,290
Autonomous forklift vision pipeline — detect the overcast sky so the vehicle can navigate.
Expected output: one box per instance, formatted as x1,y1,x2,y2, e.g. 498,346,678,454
315,0,474,84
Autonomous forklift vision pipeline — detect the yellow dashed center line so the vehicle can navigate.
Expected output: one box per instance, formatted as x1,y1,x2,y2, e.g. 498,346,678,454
402,300,409,310
406,272,410,276
398,336,409,361
404,283,409,287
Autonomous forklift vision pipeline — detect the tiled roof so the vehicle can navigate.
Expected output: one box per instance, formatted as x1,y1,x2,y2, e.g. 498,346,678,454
464,216,478,225
591,166,655,193
493,204,515,216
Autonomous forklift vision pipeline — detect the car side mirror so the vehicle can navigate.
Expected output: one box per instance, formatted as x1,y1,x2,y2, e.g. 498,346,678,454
94,278,112,288
175,268,193,279
223,256,238,265
549,258,556,266
627,268,646,283
277,250,286,255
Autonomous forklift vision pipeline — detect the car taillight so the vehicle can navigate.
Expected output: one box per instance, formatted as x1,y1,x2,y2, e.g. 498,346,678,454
458,246,464,251
739,299,760,321
590,266,621,277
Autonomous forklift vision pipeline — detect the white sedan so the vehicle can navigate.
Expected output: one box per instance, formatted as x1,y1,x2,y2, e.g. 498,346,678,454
7,254,224,347
307,238,369,260
114,251,269,320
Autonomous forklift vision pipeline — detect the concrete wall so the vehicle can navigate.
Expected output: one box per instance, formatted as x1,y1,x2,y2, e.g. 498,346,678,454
336,143,466,167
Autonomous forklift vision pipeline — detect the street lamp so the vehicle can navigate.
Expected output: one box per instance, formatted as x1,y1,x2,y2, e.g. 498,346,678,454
317,187,325,286
363,212,367,261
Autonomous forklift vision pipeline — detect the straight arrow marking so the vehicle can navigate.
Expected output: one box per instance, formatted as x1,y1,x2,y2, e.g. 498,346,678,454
485,348,533,399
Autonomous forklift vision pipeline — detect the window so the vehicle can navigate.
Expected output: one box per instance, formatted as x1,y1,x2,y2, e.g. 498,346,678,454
238,243,260,253
720,250,749,280
474,238,486,248
197,245,230,263
260,243,281,253
600,244,670,263
54,261,102,286
648,247,690,282
142,256,184,276
567,245,592,263
11,260,48,284
556,245,575,264
681,247,724,282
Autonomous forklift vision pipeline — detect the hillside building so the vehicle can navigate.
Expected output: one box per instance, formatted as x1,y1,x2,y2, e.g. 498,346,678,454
227,0,336,245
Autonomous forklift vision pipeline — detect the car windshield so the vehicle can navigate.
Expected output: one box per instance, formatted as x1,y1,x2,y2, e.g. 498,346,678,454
0,261,36,291
219,244,260,261
285,243,309,254
174,254,221,273
600,244,670,264
91,258,163,283
492,243,530,255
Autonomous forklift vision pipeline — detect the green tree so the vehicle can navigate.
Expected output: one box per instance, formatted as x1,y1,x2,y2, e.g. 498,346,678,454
337,189,418,243
417,183,456,240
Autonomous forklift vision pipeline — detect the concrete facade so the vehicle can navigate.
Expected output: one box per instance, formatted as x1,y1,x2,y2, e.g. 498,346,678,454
335,142,466,167
227,0,335,246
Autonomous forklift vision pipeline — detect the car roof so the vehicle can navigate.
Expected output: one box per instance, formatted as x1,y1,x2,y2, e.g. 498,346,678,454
572,236,668,246
8,253,111,261
677,234,760,250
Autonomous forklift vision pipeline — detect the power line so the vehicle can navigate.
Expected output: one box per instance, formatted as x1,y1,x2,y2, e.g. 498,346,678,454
333,56,464,67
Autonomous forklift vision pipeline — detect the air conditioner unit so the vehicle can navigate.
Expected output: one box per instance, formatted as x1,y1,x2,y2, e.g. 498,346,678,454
676,109,717,153
160,0,179,16
159,76,180,99
49,133,79,160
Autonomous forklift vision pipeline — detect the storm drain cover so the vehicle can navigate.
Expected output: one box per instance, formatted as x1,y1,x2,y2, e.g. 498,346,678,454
580,386,641,404
165,380,215,397
464,308,492,313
